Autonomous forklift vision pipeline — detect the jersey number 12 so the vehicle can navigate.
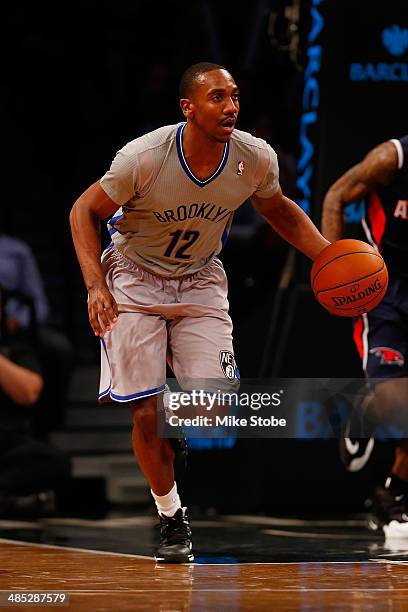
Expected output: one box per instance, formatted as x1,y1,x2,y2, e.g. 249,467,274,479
163,230,200,259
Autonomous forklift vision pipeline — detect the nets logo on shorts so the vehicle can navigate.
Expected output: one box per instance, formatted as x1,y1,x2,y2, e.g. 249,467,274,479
369,346,405,367
219,351,238,380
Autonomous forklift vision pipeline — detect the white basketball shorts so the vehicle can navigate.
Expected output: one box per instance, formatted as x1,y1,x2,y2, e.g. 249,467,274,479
99,248,239,403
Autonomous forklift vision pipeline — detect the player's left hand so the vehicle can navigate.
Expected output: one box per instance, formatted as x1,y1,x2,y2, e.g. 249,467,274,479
88,282,119,337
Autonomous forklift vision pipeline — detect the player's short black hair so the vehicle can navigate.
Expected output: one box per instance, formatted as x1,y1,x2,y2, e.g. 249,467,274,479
179,62,226,98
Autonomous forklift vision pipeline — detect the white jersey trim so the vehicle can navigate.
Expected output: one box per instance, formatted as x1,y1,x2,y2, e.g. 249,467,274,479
361,313,369,373
390,139,404,169
361,217,379,250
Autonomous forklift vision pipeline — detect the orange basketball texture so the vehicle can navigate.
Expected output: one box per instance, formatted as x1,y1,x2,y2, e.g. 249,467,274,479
311,239,388,317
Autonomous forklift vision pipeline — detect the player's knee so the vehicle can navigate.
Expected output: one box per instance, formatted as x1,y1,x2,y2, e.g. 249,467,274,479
131,396,158,436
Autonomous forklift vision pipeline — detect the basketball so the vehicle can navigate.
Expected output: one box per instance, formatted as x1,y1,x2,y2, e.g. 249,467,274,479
311,239,388,317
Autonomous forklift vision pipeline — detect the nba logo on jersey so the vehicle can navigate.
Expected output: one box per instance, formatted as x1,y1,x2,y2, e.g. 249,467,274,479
219,350,237,380
237,161,245,176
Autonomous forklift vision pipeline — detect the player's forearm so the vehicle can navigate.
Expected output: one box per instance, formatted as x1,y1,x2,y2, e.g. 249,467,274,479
69,200,106,291
321,189,345,242
0,353,43,405
258,194,330,261
322,144,398,242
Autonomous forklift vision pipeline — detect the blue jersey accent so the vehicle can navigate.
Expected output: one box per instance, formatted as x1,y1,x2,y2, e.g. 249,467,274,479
99,338,112,399
110,385,166,402
110,214,124,224
100,337,111,365
176,124,230,187
99,384,112,400
221,228,229,248
108,213,124,238
99,385,165,402
99,337,165,401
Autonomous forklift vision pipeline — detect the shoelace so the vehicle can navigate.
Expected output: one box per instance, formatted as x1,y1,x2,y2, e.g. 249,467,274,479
158,514,191,543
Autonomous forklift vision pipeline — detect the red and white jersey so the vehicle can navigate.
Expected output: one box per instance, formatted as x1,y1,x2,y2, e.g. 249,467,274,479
362,136,408,279
100,122,279,277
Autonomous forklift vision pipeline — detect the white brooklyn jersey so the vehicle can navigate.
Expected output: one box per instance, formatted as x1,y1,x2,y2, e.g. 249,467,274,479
100,122,279,277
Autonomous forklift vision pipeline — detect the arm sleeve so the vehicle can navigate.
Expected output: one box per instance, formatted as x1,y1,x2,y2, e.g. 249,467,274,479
99,141,142,205
253,143,280,199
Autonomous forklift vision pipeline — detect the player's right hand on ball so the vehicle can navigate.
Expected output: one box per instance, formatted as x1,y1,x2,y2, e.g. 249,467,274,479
87,283,119,337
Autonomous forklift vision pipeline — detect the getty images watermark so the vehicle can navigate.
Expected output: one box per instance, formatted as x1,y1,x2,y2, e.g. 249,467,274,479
157,378,408,440
163,388,287,430
158,378,408,439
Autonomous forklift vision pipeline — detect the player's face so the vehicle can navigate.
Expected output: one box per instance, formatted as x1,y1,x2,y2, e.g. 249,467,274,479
182,70,240,143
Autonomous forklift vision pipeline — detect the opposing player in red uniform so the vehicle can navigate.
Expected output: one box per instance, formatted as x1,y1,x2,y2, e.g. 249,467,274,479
322,136,408,537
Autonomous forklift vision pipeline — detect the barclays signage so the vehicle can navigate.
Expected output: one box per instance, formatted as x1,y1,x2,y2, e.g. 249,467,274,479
382,25,408,56
296,0,326,214
351,25,408,81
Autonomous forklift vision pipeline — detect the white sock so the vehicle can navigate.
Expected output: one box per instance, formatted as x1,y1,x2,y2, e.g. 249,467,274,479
151,482,181,517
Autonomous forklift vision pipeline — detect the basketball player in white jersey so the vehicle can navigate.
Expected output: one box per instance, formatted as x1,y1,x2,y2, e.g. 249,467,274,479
70,62,329,563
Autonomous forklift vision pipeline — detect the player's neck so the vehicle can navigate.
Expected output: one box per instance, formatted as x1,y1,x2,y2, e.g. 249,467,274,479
182,123,226,164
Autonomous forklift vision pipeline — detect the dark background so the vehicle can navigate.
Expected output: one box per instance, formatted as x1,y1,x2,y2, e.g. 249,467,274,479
2,0,304,363
312,0,408,225
3,0,407,514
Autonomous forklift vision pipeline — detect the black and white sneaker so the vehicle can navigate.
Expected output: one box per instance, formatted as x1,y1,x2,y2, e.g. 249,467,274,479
155,507,194,563
321,379,375,472
367,485,408,537
338,395,375,472
339,415,375,472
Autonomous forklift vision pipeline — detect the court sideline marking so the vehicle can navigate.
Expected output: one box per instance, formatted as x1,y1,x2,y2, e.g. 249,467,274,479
0,537,154,560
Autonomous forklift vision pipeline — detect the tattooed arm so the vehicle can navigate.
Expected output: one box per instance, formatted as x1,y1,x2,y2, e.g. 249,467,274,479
321,141,399,242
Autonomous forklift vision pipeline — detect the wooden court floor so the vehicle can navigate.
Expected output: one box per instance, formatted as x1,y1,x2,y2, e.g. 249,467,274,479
1,539,408,611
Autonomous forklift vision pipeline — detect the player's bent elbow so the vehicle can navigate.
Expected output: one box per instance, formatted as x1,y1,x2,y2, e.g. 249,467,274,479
69,198,84,222
68,201,79,230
